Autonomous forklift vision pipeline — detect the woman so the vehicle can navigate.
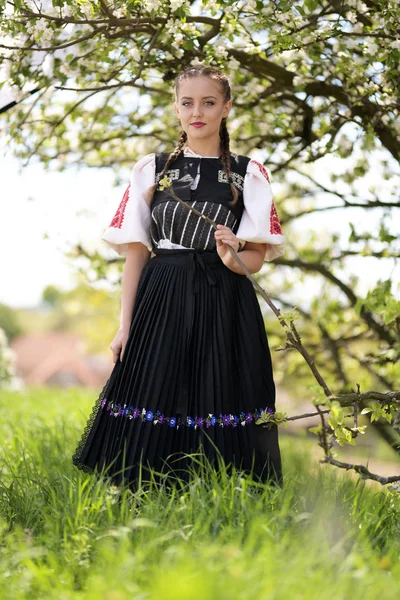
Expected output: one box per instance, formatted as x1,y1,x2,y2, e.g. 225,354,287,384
72,65,285,490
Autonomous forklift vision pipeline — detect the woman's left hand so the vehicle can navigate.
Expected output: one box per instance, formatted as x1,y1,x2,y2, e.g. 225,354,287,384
214,224,241,266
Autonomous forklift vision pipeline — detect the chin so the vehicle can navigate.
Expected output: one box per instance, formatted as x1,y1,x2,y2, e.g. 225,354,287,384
189,128,210,137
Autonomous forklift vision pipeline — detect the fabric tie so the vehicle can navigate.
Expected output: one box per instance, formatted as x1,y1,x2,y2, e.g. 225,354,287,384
188,251,217,294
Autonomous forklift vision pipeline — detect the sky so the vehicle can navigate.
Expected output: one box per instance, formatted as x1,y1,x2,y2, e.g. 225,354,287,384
0,151,120,308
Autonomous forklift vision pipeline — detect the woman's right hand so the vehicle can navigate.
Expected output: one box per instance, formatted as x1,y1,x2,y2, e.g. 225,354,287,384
110,327,130,364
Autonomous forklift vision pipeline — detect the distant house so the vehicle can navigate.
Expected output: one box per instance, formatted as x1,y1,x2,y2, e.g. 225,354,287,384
10,332,113,389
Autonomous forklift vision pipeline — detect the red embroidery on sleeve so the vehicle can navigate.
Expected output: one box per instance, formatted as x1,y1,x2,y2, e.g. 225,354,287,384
270,201,283,235
250,160,282,235
109,184,130,229
250,159,270,183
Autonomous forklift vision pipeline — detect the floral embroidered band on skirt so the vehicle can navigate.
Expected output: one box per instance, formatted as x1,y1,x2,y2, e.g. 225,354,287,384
101,397,275,428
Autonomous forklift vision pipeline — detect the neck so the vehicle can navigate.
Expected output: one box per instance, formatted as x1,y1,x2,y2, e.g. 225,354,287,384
186,139,221,157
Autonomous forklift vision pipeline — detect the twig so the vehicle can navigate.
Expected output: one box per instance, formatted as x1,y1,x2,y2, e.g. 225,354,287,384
159,180,400,488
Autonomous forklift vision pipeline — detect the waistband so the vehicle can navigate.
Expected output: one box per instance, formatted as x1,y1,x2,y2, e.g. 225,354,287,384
152,247,221,292
153,247,220,260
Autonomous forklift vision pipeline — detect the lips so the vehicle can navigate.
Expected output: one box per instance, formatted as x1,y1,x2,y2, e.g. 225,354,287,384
191,122,206,127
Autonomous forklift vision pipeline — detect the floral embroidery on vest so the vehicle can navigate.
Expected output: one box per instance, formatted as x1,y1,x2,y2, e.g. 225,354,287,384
217,170,245,191
250,159,270,183
155,168,180,184
109,184,130,229
270,202,283,235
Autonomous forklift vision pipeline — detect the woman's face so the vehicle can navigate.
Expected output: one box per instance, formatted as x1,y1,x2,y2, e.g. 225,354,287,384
174,76,232,142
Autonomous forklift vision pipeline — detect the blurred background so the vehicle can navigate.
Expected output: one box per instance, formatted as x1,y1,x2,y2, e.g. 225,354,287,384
1,0,399,482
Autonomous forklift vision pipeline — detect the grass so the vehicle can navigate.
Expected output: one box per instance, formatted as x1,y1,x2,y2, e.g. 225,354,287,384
0,386,400,599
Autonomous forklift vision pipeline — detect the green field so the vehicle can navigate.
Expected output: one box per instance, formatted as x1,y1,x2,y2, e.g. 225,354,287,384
1,387,399,599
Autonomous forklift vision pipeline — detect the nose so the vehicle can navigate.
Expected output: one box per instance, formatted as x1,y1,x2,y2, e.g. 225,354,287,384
192,104,204,118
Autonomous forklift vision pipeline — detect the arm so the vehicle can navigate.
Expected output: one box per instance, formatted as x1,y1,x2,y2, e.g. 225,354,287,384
119,242,151,329
225,241,267,275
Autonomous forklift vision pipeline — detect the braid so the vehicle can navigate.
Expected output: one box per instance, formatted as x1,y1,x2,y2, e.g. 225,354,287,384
146,65,237,206
145,130,187,205
219,117,239,207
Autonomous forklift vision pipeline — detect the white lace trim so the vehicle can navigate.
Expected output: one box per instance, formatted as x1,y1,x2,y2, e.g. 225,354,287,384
156,239,194,250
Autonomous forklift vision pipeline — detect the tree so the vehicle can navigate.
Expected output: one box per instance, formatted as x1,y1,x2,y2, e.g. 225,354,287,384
1,0,399,487
0,303,23,340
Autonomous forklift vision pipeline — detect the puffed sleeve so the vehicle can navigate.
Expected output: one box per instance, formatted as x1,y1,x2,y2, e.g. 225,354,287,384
101,153,155,257
235,159,285,262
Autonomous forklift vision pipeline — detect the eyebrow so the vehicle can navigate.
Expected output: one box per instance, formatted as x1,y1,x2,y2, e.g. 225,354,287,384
180,96,218,100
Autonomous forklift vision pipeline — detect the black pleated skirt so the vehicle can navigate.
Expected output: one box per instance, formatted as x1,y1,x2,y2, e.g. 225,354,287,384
72,247,283,489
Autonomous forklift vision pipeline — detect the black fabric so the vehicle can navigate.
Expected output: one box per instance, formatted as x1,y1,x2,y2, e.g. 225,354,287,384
72,247,283,490
149,152,251,251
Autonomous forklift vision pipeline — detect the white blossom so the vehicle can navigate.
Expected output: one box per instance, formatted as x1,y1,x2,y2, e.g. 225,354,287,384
356,1,369,12
381,113,390,125
293,75,303,88
302,34,315,44
242,0,257,11
170,0,186,10
62,5,73,18
291,16,306,27
228,56,241,70
215,44,228,59
319,21,334,33
181,22,196,34
244,43,261,55
346,12,358,24
41,29,54,44
190,57,205,66
165,18,182,34
391,40,400,50
81,0,94,19
9,86,25,102
171,33,184,51
346,38,359,50
364,40,378,56
114,8,126,18
42,54,54,77
224,4,237,14
0,59,11,83
224,22,235,34
128,46,141,61
145,0,161,12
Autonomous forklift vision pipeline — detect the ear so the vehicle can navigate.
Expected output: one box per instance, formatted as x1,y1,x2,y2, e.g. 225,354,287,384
223,100,232,118
174,102,179,117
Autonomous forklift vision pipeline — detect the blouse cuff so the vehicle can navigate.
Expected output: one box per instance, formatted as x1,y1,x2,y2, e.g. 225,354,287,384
101,153,155,257
235,159,285,262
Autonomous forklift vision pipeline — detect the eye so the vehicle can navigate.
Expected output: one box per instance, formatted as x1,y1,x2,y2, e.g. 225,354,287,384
181,101,215,106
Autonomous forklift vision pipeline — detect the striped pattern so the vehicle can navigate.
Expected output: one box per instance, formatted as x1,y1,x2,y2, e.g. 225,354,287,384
150,200,238,251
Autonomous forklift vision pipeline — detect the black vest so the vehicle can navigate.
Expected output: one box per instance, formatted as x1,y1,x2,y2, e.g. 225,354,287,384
152,151,251,224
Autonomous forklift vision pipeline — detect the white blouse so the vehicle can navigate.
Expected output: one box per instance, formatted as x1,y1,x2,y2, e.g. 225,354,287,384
101,145,285,262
